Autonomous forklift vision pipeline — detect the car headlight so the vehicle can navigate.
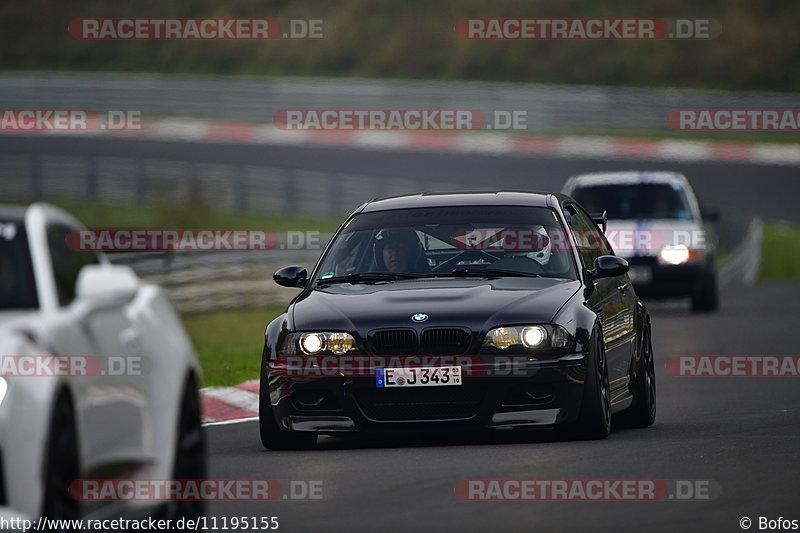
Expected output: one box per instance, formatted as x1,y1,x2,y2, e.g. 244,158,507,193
483,325,573,352
300,333,326,355
282,332,358,356
0,376,7,407
521,326,547,348
658,244,703,265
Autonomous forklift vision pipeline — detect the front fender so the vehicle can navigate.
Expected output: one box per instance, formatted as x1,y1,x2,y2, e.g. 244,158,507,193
551,290,599,354
264,313,290,362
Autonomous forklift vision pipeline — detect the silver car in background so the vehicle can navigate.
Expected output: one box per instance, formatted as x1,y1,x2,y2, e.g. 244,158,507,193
562,171,719,312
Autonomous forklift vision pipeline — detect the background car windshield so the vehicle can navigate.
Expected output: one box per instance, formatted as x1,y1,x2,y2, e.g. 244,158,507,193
571,183,694,221
315,205,578,281
0,221,38,309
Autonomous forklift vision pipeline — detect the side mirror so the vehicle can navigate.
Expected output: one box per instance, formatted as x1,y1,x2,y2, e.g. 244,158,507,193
588,255,629,280
274,265,307,288
76,264,139,299
700,205,720,222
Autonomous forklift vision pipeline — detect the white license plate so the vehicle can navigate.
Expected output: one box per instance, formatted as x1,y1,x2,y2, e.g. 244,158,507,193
628,266,653,284
375,366,462,388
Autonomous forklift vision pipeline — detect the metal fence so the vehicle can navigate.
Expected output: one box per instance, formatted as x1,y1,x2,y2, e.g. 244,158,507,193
0,154,465,218
2,71,800,132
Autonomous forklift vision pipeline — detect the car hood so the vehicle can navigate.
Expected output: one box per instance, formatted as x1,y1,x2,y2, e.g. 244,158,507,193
290,277,581,334
604,219,705,259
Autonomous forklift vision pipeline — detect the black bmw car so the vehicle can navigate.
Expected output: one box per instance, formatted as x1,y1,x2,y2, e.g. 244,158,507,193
259,191,656,449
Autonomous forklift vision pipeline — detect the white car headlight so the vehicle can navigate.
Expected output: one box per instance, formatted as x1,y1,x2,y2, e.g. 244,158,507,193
658,244,703,265
658,244,690,265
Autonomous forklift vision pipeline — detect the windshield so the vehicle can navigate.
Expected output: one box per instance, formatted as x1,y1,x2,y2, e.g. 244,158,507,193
570,183,694,221
0,220,38,309
314,205,578,283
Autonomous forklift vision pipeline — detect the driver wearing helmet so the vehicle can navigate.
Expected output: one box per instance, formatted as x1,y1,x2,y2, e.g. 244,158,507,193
373,229,428,273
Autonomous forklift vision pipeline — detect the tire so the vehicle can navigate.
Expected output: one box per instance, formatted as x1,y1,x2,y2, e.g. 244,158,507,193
259,358,317,451
691,270,719,312
42,392,81,527
619,321,656,428
560,327,611,440
168,376,207,521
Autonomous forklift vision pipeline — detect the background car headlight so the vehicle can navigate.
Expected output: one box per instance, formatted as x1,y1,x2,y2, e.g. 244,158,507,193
658,244,705,265
283,332,358,355
483,325,573,352
658,244,690,265
0,376,7,407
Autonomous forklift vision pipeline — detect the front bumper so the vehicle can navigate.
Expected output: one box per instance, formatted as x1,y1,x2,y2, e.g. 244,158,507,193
626,256,710,298
266,353,587,433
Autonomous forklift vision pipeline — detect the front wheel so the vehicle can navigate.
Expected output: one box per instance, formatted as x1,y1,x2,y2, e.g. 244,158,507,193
167,377,207,522
619,322,656,428
42,393,81,526
691,271,719,312
559,328,611,440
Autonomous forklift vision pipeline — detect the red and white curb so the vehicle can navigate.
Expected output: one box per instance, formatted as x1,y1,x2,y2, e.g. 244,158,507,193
201,379,260,426
8,118,800,165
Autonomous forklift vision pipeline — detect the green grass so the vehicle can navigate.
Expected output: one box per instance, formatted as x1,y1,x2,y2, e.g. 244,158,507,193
183,306,286,387
761,222,800,281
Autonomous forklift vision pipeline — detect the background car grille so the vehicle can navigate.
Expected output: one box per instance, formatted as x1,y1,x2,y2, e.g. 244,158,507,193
421,328,470,355
370,329,417,355
370,328,472,355
355,385,485,421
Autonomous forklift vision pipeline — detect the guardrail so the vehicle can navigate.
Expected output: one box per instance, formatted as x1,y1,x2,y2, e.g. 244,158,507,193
719,218,763,287
2,71,800,132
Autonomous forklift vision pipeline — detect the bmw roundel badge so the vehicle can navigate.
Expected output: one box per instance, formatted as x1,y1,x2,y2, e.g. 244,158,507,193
411,313,429,323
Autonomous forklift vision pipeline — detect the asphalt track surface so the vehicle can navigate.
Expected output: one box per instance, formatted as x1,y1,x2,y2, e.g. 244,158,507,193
4,135,799,531
207,282,800,533
1,135,799,226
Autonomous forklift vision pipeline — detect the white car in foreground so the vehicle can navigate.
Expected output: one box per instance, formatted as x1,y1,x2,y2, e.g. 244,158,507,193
562,171,719,312
0,203,204,523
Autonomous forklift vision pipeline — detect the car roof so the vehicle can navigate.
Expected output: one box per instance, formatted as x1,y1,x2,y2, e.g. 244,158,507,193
563,171,689,192
360,191,570,212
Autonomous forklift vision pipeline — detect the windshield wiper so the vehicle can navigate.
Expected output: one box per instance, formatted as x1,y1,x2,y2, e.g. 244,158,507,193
316,272,424,285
